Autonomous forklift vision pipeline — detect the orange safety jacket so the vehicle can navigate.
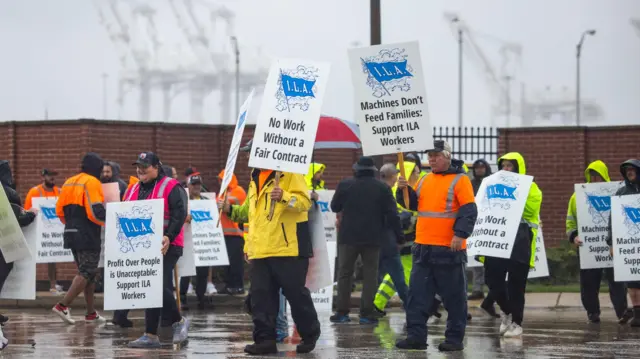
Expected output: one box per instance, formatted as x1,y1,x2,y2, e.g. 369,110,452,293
414,168,475,248
25,184,61,210
218,170,247,237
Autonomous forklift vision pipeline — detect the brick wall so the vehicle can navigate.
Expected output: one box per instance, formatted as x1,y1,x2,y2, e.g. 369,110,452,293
0,119,365,284
499,126,640,247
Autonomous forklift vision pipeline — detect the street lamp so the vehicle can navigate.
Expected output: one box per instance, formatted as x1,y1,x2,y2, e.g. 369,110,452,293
450,16,463,129
230,36,240,120
576,29,596,127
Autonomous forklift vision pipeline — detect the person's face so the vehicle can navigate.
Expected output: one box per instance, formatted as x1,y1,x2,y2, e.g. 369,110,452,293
137,164,159,183
171,168,178,179
501,160,516,173
626,167,637,183
189,183,202,197
590,174,604,183
313,170,323,182
102,165,113,181
43,175,55,187
428,152,449,172
474,164,486,177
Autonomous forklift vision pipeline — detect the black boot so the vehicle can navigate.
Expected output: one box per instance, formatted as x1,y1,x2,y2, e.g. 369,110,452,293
630,307,640,327
587,313,600,323
438,341,464,352
244,341,278,355
297,331,320,354
619,309,633,324
396,338,428,350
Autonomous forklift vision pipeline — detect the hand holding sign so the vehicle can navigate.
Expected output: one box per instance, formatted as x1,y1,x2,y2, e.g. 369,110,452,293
161,236,169,255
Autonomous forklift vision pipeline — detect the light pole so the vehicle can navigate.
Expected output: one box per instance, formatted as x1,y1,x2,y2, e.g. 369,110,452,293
230,36,240,120
504,75,512,127
102,73,108,119
450,16,463,129
576,29,596,127
370,0,383,170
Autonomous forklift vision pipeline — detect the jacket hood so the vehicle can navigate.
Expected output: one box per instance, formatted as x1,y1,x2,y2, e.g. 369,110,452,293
498,152,526,175
472,159,492,179
620,159,640,186
305,162,326,189
0,160,14,188
218,170,238,189
129,176,139,186
396,162,417,178
585,160,610,183
81,152,104,179
110,161,122,179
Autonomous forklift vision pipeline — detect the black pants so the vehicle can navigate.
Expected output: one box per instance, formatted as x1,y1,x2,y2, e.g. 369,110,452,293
336,244,380,317
249,257,320,343
580,267,628,318
0,251,14,293
484,257,529,325
145,246,182,334
179,267,209,303
224,235,245,289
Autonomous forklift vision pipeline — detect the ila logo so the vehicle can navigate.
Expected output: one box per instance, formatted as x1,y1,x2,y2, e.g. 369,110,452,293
482,173,520,211
623,202,640,236
41,206,62,228
191,209,215,230
361,47,413,98
585,193,612,225
275,66,319,112
317,201,329,213
116,205,154,253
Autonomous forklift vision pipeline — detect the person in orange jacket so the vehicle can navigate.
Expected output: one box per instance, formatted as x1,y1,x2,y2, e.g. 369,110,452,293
217,170,247,295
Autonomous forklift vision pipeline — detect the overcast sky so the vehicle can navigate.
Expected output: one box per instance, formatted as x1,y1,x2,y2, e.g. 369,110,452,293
0,0,638,128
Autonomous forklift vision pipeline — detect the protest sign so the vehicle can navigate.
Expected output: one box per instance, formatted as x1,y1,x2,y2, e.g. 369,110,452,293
103,199,164,310
310,242,337,311
528,222,549,279
32,197,72,263
348,41,432,156
0,185,31,263
305,207,331,291
177,223,197,277
190,199,229,266
611,194,640,282
0,223,36,300
248,58,331,174
103,182,121,203
315,190,336,242
220,89,255,196
575,182,622,269
467,171,533,259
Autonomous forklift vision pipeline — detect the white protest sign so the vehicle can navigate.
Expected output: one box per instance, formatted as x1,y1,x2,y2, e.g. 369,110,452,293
190,199,229,266
611,194,640,282
177,223,197,277
575,182,622,269
103,182,121,203
220,89,254,196
103,199,164,310
98,227,105,268
305,207,331,291
248,58,331,174
0,185,32,263
348,41,432,156
315,190,337,242
0,223,36,300
310,241,337,311
467,171,533,259
528,223,549,279
32,197,73,263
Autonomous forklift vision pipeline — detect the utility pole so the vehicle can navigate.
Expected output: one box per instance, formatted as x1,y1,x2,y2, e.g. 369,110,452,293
457,27,463,129
370,0,383,169
576,29,596,127
102,73,108,119
504,75,512,127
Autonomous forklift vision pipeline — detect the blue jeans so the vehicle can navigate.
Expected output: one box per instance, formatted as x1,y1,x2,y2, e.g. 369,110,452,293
276,289,288,333
405,244,467,345
378,250,409,308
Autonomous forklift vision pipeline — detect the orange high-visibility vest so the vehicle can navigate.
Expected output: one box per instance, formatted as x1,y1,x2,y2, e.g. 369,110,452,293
25,184,60,210
414,171,475,248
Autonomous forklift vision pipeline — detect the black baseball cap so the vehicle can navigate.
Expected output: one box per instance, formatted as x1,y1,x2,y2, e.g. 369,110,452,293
42,168,58,176
188,175,202,185
133,152,161,167
424,140,452,153
184,167,200,177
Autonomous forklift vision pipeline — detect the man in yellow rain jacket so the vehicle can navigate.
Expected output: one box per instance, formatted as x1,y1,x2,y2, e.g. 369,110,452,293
566,160,629,324
220,165,320,355
483,152,542,338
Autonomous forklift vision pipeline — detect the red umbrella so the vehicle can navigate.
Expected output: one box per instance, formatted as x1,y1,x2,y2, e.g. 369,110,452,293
314,115,361,149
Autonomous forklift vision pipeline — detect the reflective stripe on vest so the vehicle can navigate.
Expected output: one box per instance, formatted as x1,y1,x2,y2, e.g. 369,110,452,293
417,173,464,218
521,218,539,229
37,186,45,197
414,174,428,198
61,182,102,222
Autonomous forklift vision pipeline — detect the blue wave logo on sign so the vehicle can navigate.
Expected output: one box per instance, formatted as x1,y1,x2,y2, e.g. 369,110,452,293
276,66,319,112
623,205,640,236
317,201,329,213
41,207,58,220
116,205,154,253
587,195,611,212
235,110,247,132
361,47,413,98
191,210,213,222
486,184,517,200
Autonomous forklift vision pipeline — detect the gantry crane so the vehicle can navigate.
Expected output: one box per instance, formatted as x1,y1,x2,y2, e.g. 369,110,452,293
632,18,640,38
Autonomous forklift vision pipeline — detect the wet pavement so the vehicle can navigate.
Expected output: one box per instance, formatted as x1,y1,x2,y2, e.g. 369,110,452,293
1,308,639,358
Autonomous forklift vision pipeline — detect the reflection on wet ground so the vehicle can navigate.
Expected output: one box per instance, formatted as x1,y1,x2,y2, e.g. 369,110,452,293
1,308,639,358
